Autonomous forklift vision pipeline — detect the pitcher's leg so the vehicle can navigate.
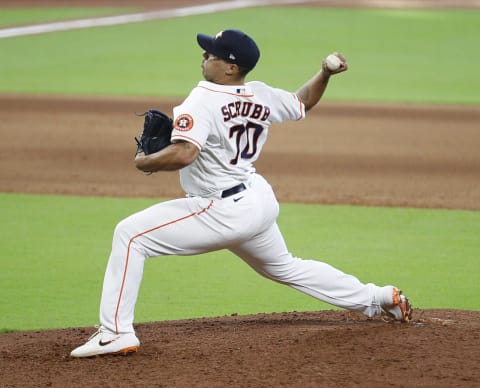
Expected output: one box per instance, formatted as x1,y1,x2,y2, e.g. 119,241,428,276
100,229,146,334
99,197,217,334
230,222,385,317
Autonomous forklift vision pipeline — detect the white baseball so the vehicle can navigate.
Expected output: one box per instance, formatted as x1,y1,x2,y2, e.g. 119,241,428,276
325,54,341,71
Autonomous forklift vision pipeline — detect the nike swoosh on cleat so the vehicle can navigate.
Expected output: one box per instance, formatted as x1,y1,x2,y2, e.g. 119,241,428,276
233,196,244,202
99,338,118,346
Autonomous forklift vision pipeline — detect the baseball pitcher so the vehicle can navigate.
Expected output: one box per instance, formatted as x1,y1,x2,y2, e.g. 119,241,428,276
71,29,412,358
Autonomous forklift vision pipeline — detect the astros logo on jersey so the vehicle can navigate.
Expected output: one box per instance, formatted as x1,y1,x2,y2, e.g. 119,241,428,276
174,114,194,131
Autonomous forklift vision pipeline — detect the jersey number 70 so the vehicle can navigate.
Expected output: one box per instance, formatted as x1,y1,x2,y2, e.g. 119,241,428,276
229,121,264,165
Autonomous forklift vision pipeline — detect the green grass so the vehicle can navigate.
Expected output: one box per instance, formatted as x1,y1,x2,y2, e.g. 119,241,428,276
0,7,479,104
1,6,479,332
1,193,478,331
0,7,138,28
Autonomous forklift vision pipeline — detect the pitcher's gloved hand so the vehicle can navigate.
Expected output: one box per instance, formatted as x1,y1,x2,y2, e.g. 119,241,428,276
135,109,173,155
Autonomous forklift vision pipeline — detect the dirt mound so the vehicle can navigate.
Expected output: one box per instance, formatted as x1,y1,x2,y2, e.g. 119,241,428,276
1,310,480,387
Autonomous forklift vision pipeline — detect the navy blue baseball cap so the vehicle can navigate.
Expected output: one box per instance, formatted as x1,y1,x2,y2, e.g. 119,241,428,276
197,29,260,70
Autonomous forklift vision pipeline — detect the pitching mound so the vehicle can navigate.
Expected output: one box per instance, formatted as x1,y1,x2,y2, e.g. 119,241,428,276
1,310,480,386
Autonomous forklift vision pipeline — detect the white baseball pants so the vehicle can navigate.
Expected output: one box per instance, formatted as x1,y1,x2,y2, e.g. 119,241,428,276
99,174,385,334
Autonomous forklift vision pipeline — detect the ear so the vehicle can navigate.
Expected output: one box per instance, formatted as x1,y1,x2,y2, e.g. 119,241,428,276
225,63,239,76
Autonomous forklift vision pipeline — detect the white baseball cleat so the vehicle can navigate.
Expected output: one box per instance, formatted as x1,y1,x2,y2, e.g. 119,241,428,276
70,327,140,358
382,287,413,322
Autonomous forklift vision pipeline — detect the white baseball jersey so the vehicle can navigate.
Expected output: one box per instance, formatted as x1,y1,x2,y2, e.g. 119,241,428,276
171,80,305,197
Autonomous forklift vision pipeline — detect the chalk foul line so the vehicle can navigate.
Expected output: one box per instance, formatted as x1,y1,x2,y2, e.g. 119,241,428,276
0,0,306,39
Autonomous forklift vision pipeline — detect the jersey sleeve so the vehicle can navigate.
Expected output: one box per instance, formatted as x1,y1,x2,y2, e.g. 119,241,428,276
171,91,211,150
249,81,305,124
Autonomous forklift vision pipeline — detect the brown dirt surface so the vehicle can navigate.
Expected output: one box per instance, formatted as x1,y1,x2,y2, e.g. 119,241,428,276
1,310,480,387
2,95,479,210
1,1,480,386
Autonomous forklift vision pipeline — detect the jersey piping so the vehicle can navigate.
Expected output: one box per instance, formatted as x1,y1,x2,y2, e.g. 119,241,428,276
197,84,254,97
171,133,203,150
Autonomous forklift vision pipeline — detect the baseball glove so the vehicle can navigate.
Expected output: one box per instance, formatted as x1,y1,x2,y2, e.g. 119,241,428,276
135,109,173,155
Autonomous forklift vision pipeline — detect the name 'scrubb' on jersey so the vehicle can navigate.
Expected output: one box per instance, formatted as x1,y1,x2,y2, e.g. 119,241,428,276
221,101,270,122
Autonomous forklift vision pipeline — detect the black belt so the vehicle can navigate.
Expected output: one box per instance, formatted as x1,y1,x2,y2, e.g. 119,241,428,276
221,183,246,198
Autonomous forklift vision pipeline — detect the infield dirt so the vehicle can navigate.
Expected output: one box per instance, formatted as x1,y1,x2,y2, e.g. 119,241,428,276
1,0,480,386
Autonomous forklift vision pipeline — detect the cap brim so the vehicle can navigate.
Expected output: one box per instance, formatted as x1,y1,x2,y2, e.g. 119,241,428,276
197,33,215,54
